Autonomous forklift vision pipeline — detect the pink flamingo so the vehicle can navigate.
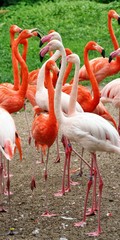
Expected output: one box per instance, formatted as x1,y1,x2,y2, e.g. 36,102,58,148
32,60,59,216
78,9,120,84
40,39,120,236
101,47,120,134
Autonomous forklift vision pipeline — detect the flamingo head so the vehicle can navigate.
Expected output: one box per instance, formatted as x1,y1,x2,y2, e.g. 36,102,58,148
4,139,15,160
109,48,120,63
85,41,105,58
18,29,41,42
108,10,120,24
66,53,80,65
39,31,62,47
10,25,22,34
40,39,63,62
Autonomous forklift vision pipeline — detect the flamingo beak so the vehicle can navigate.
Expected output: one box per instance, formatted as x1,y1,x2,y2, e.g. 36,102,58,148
101,49,105,58
118,17,120,24
109,55,113,63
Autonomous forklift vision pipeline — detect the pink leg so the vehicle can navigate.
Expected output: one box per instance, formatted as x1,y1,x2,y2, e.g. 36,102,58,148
54,136,60,163
65,141,72,192
87,154,103,236
86,156,97,216
74,156,94,227
0,158,7,212
54,136,69,196
42,149,57,217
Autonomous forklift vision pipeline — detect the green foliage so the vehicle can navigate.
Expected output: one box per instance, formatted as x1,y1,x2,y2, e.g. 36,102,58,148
0,0,120,85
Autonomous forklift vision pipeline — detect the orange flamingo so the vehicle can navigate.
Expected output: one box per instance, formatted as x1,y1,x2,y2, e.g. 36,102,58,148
101,47,120,134
78,9,120,84
32,59,58,217
40,39,120,237
0,29,40,114
1,25,22,90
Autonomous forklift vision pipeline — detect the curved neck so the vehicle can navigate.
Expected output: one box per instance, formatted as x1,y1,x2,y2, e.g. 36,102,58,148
10,32,20,90
68,61,80,116
36,50,60,91
84,47,100,110
62,62,73,85
54,46,66,123
45,67,56,121
108,14,119,50
13,37,28,97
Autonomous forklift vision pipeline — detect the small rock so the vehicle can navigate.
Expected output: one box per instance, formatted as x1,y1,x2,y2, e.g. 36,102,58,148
32,228,40,236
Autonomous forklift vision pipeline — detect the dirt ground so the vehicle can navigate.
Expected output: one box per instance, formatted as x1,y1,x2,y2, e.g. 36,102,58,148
0,101,120,240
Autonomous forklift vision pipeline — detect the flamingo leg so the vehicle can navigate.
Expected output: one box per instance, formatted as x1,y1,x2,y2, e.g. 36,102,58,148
87,154,103,236
54,135,69,196
66,141,72,192
54,136,60,163
41,148,57,217
74,155,94,227
0,152,6,212
86,160,97,216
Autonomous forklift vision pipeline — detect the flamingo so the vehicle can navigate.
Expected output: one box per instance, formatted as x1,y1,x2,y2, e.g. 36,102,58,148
1,25,22,90
78,9,120,84
101,47,120,134
0,29,40,114
40,30,117,128
0,107,22,215
32,59,59,217
40,39,120,236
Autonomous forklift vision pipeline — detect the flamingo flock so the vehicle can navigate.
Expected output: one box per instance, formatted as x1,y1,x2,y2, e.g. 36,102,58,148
0,8,120,237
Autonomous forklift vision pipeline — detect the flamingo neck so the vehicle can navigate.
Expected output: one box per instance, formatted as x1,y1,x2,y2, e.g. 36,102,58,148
13,37,28,97
45,67,56,121
108,15,119,50
54,46,66,124
68,60,80,116
63,62,73,85
10,32,20,90
84,47,100,110
36,50,60,91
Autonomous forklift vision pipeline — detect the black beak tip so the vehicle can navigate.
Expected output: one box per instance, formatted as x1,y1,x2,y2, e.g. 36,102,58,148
109,55,112,63
37,33,41,39
40,54,43,62
101,49,105,58
39,40,43,48
118,17,120,25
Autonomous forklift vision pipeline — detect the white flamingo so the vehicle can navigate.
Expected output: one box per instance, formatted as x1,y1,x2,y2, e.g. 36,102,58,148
40,39,120,237
0,107,22,215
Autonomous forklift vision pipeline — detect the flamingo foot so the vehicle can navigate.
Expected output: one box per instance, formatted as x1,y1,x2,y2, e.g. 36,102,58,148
86,208,96,216
36,160,44,164
0,206,7,212
54,190,65,197
86,229,101,237
65,187,71,193
70,180,80,186
41,210,57,217
70,168,80,174
4,190,13,196
54,156,60,163
4,173,13,178
74,220,86,227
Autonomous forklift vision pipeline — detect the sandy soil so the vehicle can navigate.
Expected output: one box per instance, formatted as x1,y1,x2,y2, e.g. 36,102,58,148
0,101,120,240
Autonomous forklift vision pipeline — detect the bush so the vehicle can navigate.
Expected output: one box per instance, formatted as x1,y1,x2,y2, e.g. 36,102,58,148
0,0,41,7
